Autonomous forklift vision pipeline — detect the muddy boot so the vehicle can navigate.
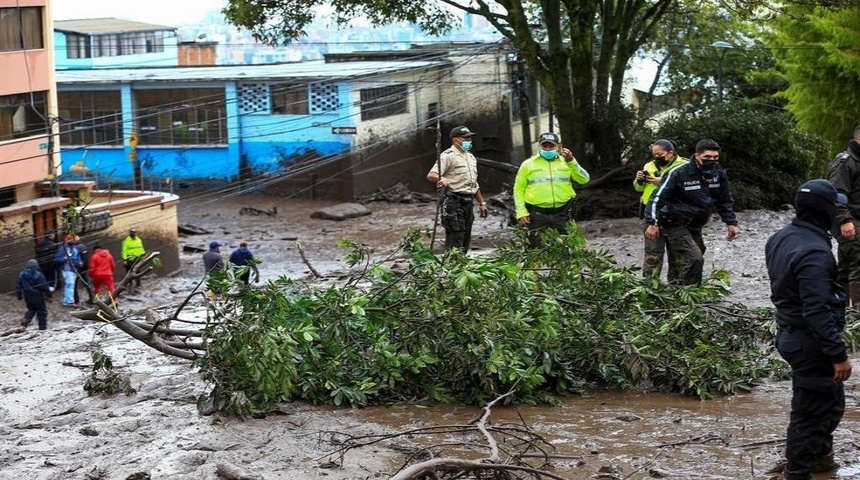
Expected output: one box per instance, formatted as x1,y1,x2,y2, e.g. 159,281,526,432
849,283,860,310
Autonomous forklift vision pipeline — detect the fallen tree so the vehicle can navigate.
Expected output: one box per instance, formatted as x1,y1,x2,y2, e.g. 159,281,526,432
71,226,857,418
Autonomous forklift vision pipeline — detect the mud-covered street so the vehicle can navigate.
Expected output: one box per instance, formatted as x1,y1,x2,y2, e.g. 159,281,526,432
1,195,859,480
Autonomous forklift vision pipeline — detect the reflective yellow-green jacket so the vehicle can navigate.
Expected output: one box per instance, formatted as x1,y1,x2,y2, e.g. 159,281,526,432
633,156,688,205
514,155,590,219
121,235,145,261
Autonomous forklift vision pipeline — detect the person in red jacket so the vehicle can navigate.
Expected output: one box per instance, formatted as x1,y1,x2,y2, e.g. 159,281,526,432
88,243,117,304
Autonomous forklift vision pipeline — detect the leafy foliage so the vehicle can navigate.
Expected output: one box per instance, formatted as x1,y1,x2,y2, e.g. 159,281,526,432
652,102,831,209
196,227,802,415
83,348,137,397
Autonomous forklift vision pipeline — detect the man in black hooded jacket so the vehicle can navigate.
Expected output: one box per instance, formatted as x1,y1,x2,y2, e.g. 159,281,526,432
765,179,853,480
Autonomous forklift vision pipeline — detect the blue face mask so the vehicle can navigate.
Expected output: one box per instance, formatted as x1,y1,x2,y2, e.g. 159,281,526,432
540,149,559,160
461,141,472,151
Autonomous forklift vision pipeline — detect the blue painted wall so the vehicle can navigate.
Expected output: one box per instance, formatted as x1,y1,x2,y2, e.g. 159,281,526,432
54,32,178,70
58,80,358,187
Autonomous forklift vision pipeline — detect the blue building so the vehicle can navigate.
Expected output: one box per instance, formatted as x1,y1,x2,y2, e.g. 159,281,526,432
54,18,178,70
55,58,466,198
55,45,564,199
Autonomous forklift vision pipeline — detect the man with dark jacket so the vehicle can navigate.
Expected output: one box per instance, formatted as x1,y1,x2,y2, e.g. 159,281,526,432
827,125,860,308
765,179,852,480
203,241,224,274
229,242,259,285
645,138,739,285
16,259,52,330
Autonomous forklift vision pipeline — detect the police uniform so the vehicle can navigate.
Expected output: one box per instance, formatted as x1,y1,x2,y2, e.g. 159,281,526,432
634,154,688,278
428,142,480,251
827,141,860,305
645,158,737,285
513,133,590,247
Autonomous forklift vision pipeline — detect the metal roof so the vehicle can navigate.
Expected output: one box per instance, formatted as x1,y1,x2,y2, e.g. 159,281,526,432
54,18,176,35
55,60,448,84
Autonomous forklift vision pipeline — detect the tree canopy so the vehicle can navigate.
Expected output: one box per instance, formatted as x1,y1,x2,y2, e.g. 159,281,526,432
223,0,685,169
769,4,860,151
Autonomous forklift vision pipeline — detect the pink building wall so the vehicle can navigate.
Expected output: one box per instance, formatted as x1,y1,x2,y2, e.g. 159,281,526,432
0,0,57,190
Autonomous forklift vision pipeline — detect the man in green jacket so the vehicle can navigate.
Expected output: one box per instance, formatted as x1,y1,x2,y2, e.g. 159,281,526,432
634,139,688,279
121,228,145,290
513,132,590,247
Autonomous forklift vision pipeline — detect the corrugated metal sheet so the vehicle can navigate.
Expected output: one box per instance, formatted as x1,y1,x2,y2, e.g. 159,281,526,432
54,18,176,35
55,60,448,84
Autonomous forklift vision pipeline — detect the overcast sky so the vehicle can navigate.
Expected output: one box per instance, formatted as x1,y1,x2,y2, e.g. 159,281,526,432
52,0,226,26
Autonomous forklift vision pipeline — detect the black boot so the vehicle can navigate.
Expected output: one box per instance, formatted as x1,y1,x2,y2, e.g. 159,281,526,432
811,452,839,473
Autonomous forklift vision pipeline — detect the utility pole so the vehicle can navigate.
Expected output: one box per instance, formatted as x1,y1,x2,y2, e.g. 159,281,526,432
511,53,532,157
46,116,59,197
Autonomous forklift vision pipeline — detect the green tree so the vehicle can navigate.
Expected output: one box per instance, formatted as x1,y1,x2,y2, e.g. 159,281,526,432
223,0,686,169
652,102,830,209
769,4,860,151
640,5,784,111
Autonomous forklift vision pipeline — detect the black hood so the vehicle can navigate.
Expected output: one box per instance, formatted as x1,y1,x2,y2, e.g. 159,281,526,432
795,191,836,232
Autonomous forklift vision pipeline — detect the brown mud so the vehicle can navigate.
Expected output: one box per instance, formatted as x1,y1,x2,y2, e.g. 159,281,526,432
0,195,858,479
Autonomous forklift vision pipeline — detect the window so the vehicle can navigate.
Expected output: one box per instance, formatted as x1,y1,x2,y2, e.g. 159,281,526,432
0,187,14,208
81,31,167,58
58,91,123,146
360,84,408,121
145,31,164,53
66,33,91,59
309,83,339,113
135,88,227,145
271,84,308,115
0,7,44,51
0,91,48,142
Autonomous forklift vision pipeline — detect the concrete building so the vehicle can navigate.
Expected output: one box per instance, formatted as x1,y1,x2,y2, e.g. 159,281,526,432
54,18,178,70
54,44,559,200
0,6,181,295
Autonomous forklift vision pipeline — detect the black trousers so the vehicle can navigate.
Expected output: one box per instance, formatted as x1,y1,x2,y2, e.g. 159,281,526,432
525,201,572,248
441,193,475,251
776,329,845,479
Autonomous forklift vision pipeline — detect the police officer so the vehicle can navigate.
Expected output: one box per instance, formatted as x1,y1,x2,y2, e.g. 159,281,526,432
827,125,860,308
645,138,739,285
634,139,688,279
765,179,852,480
426,125,489,251
513,132,590,248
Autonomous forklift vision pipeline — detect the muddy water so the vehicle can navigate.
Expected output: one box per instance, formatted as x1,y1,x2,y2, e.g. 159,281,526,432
3,197,860,479
341,384,860,479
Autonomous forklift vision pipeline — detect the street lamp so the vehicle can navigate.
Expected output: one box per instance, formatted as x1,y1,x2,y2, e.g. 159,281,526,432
711,41,733,103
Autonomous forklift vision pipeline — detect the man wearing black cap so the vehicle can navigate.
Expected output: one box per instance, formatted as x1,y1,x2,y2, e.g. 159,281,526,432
766,179,852,480
513,131,589,247
827,125,860,308
426,125,489,251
